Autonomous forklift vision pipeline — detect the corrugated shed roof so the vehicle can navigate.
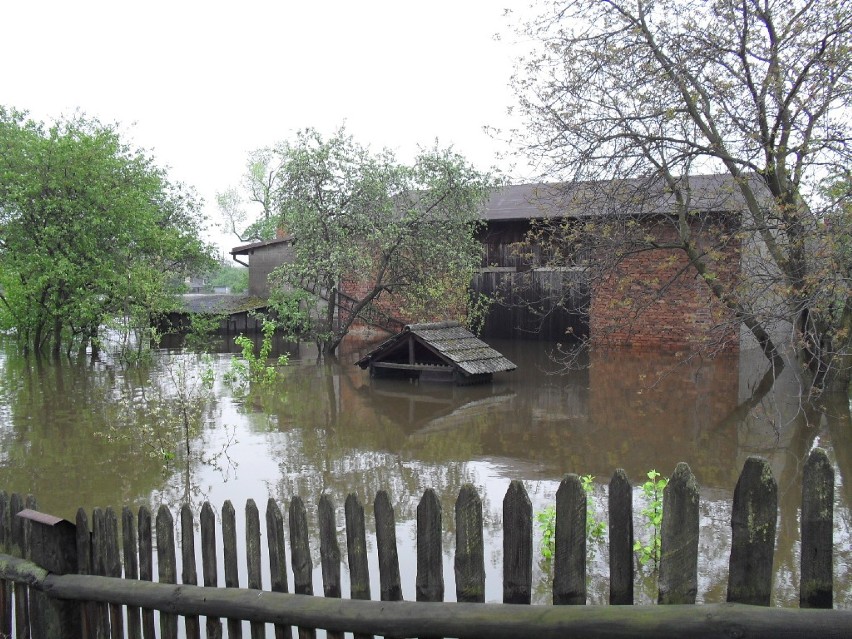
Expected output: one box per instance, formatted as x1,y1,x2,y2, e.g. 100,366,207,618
357,321,516,376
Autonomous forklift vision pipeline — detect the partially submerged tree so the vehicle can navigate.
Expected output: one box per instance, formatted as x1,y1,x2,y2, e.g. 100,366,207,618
0,107,214,355
509,0,852,390
263,127,494,354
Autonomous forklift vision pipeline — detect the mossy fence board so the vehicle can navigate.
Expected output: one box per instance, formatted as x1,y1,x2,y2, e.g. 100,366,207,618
0,449,847,639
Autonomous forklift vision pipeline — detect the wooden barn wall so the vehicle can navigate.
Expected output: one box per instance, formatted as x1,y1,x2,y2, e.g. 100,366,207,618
472,269,589,341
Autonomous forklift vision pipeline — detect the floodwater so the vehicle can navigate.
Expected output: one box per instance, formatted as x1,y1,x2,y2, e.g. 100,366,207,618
0,334,849,609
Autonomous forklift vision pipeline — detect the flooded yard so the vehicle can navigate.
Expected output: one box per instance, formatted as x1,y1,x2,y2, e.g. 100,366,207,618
0,335,849,607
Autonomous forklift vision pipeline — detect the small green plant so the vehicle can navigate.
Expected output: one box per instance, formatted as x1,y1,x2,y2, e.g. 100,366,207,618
536,474,607,561
634,469,668,569
536,505,558,560
224,318,288,392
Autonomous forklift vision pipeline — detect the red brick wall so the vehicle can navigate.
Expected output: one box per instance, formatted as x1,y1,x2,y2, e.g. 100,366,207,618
590,219,740,353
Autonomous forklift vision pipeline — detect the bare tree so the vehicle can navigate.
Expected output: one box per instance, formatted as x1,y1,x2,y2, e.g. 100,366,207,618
509,0,852,391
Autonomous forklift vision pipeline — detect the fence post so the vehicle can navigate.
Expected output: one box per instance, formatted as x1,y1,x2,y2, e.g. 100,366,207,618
416,489,443,605
502,480,532,604
156,505,178,639
289,496,316,639
201,502,224,639
318,494,343,639
0,492,12,637
17,509,81,639
554,474,586,605
222,500,242,639
454,484,484,603
374,490,402,603
265,498,292,639
344,494,372,639
800,447,833,608
727,457,777,606
608,469,633,605
658,463,699,604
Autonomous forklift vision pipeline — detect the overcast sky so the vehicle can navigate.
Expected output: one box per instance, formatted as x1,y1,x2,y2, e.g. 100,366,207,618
3,1,534,255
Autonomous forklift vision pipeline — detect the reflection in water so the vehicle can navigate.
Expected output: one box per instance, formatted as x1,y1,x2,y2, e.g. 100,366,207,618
0,336,849,606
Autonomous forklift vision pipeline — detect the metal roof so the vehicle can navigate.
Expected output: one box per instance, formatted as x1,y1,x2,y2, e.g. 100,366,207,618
356,321,516,377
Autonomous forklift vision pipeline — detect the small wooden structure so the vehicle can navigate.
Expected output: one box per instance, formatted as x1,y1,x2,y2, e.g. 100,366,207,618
355,321,516,385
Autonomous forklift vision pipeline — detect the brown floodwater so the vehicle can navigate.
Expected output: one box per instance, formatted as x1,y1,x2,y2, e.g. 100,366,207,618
0,334,849,609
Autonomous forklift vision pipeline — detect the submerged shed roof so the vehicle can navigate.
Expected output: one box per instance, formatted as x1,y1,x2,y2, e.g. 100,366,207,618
356,321,516,377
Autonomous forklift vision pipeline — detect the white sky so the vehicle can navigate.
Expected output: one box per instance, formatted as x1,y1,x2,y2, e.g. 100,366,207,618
3,1,534,256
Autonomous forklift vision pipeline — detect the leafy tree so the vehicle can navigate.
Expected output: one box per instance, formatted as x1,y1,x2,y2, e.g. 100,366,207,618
261,127,494,354
0,107,214,355
207,262,249,294
217,148,285,243
509,0,852,390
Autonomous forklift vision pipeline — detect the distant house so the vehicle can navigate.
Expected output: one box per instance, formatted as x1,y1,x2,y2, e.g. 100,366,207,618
230,231,295,298
232,175,751,351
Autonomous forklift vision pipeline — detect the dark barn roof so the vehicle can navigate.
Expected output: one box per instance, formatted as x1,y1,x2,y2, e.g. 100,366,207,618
356,321,516,383
482,174,768,222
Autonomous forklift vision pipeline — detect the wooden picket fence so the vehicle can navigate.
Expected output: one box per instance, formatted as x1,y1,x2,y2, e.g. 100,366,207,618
0,449,849,639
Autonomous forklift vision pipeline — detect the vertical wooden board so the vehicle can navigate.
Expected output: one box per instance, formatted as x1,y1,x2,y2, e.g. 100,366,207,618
289,496,316,639
658,463,700,605
137,507,156,639
344,494,370,601
105,508,124,639
374,490,402,602
245,499,265,639
180,504,201,639
727,457,777,606
199,502,223,639
800,447,834,609
77,507,94,636
0,492,12,637
121,507,142,639
502,480,532,604
416,489,444,603
318,494,342,599
288,496,314,596
318,495,343,639
266,499,293,639
10,494,29,639
554,474,586,605
454,484,484,603
608,469,633,605
222,500,242,639
156,505,178,639
91,507,110,638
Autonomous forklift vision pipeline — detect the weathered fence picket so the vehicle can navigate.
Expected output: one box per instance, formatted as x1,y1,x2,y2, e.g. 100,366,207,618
727,457,777,605
607,469,633,605
553,474,585,605
801,448,834,609
502,479,532,604
200,501,223,639
137,506,156,639
658,462,699,604
0,452,848,639
181,504,201,639
221,500,241,639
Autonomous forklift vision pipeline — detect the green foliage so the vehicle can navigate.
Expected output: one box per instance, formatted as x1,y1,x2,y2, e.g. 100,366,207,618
95,353,216,465
536,474,607,562
232,126,495,354
0,106,214,355
634,469,668,569
207,263,248,294
268,289,325,343
224,319,288,392
184,313,225,352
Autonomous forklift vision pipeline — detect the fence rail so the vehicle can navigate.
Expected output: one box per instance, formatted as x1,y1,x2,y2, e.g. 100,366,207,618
0,449,847,639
